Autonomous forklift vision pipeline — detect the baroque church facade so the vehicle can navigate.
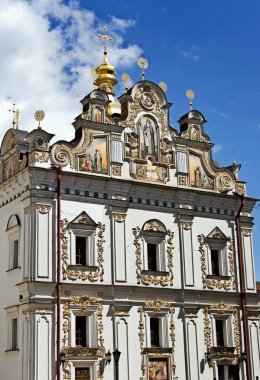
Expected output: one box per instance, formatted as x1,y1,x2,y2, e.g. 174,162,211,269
0,38,259,380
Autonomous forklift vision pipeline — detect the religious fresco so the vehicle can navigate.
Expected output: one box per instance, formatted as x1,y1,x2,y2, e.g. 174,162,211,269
131,159,168,183
140,92,155,110
92,106,102,123
189,153,214,189
148,357,169,380
33,137,48,150
3,153,19,181
190,125,200,141
125,145,138,159
138,116,158,161
79,136,108,174
161,153,174,165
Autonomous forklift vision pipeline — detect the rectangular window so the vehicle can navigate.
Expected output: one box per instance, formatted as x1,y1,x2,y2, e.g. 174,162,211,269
147,244,158,271
217,365,239,380
150,317,160,347
215,319,224,347
76,316,87,347
76,236,87,266
211,249,220,276
13,240,19,268
11,318,18,350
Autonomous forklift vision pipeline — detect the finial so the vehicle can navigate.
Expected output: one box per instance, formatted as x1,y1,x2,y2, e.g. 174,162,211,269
34,109,45,129
137,57,148,80
159,81,167,92
186,89,195,110
98,26,112,61
9,101,20,129
121,73,131,92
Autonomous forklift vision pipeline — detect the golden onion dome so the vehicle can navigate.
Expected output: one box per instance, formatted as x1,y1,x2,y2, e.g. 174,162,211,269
94,51,118,95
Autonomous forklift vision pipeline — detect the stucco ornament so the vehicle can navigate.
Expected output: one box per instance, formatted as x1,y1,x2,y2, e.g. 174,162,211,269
62,295,105,380
132,226,174,286
60,219,105,281
203,301,240,365
198,234,235,290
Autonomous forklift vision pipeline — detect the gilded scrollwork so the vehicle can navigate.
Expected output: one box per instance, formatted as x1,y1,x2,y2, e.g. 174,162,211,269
112,165,122,176
144,298,171,312
51,144,71,167
198,234,235,290
34,151,49,163
61,219,105,281
113,213,126,222
180,221,192,230
36,204,51,214
62,295,105,380
143,220,166,232
133,226,174,286
178,175,187,186
241,228,252,237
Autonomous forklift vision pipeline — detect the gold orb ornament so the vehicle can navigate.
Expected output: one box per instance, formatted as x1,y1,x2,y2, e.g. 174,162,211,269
137,57,148,69
90,68,98,79
158,82,167,92
137,57,149,80
121,73,131,92
34,109,45,129
186,89,195,110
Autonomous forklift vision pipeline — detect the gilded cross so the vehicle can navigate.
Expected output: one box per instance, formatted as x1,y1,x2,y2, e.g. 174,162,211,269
8,101,20,129
98,26,112,53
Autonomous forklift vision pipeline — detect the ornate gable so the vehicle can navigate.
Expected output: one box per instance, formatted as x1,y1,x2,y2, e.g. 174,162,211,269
206,227,228,241
69,211,97,230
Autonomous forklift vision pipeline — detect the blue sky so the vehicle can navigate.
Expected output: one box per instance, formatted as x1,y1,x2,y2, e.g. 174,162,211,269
0,0,259,278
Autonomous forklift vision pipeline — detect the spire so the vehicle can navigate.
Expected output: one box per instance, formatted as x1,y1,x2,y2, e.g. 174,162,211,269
94,26,118,96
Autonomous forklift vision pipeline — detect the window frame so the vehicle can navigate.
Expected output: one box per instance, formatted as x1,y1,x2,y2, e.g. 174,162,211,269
70,229,96,269
212,314,234,348
71,307,98,349
6,215,21,271
142,232,167,274
198,228,235,291
147,313,168,349
6,306,19,352
61,212,105,282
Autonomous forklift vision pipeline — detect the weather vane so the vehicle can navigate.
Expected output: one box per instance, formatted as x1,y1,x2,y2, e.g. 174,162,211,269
9,101,20,129
121,73,131,92
137,57,148,80
159,82,167,92
186,89,195,110
98,26,112,58
34,109,45,129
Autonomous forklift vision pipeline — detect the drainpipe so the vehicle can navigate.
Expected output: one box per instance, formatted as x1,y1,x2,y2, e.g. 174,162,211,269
235,194,252,380
57,167,62,380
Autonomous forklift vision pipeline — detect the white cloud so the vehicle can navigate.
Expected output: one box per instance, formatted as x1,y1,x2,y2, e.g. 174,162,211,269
0,0,142,143
219,112,229,119
180,48,199,61
110,16,136,32
212,144,223,154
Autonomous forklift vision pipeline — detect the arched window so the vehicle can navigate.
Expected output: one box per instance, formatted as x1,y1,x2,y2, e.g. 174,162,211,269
6,215,21,270
142,220,167,273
